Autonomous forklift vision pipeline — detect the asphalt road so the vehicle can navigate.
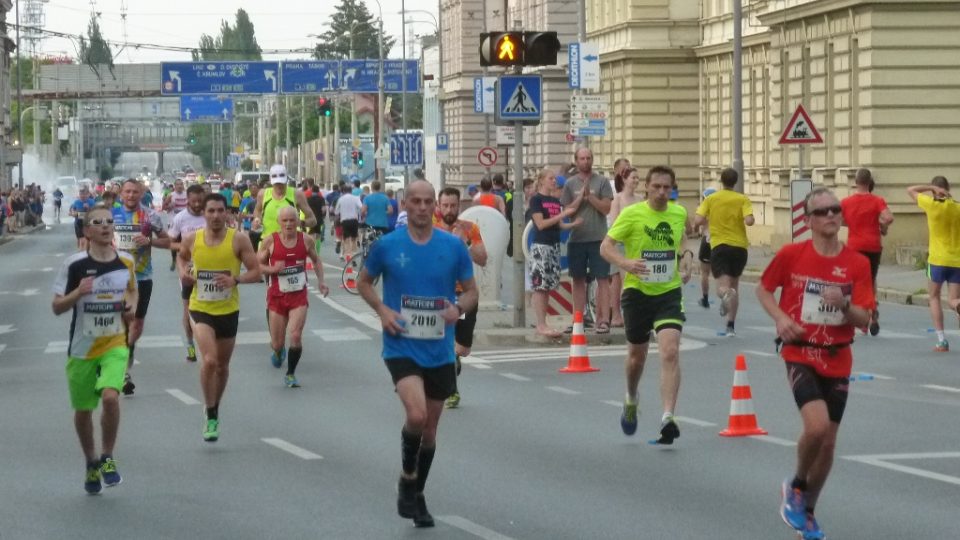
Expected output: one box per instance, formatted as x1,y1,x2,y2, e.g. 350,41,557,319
0,218,958,540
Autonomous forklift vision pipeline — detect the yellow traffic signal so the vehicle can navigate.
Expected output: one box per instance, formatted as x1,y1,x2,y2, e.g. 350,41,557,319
479,32,524,67
496,34,517,61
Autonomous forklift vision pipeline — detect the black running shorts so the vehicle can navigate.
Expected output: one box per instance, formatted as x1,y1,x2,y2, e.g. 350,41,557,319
385,358,456,401
698,237,711,264
189,310,240,340
710,244,748,278
621,287,685,345
785,362,849,424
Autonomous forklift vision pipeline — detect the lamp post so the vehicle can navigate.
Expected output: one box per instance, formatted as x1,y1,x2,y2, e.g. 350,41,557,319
344,23,360,177
404,13,444,188
367,0,386,183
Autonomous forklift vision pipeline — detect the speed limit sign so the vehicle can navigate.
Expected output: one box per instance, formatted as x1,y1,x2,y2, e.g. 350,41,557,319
477,146,498,167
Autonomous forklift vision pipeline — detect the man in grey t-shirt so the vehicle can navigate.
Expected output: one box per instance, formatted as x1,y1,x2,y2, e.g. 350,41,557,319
561,147,615,333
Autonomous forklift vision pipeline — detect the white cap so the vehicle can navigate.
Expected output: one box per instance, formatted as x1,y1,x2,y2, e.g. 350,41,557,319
269,164,287,184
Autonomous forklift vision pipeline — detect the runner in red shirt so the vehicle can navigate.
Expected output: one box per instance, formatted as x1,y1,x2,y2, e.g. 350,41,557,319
840,168,894,335
757,187,874,540
258,206,329,387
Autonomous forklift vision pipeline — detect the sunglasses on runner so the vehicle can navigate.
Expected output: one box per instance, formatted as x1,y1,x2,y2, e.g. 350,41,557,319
271,173,286,178
89,218,115,226
807,205,842,217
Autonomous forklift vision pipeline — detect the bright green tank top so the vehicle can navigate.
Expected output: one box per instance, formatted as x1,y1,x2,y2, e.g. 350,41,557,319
262,186,296,237
189,228,241,315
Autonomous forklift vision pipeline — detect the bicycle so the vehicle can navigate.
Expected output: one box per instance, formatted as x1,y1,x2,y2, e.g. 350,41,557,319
341,224,384,294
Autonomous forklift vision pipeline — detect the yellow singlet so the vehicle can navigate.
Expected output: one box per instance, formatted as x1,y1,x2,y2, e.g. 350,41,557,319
189,228,241,315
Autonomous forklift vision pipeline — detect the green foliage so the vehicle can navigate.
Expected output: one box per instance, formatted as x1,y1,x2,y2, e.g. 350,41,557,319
192,9,263,61
312,0,395,60
79,14,113,66
240,158,254,171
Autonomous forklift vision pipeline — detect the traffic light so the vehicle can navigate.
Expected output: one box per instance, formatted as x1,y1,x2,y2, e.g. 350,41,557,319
351,149,359,165
479,31,561,67
523,31,561,66
317,96,332,117
356,151,364,167
480,32,524,67
187,134,197,145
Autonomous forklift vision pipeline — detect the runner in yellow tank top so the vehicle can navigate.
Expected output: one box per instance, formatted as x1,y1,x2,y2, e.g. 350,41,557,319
177,193,261,442
252,164,317,238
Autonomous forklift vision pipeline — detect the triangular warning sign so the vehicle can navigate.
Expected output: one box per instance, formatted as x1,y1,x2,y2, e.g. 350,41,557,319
779,104,823,144
504,82,538,114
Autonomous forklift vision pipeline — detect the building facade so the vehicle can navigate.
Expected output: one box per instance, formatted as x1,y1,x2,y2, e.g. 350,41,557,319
0,0,18,190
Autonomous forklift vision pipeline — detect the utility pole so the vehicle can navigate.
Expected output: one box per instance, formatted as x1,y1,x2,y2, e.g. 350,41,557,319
16,0,23,188
732,0,744,192
481,0,491,176
511,18,525,328
576,0,588,150
401,0,409,181
284,96,291,169
300,95,306,180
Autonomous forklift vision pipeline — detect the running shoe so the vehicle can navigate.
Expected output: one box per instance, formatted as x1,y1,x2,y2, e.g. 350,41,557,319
869,321,880,336
203,418,220,443
100,455,122,487
84,463,102,494
934,340,950,352
698,297,710,309
397,476,417,519
122,373,135,396
445,392,460,409
284,374,300,388
799,512,825,540
413,493,435,528
620,401,638,436
655,416,680,445
270,347,286,369
780,478,808,530
186,344,197,363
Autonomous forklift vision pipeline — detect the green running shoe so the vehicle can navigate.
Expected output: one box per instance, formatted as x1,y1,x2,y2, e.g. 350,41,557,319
203,418,220,442
445,392,460,409
284,374,300,388
84,464,102,495
186,344,197,363
100,455,122,487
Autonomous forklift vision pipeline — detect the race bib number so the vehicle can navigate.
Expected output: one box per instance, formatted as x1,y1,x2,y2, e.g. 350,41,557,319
640,250,676,283
196,270,232,302
82,301,123,338
800,279,850,326
278,264,306,293
400,295,446,340
113,223,138,251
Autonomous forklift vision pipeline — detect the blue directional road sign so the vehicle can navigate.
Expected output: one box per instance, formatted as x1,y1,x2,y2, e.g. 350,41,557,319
161,61,280,95
339,59,420,93
180,96,234,123
390,133,424,166
497,75,542,122
280,61,340,94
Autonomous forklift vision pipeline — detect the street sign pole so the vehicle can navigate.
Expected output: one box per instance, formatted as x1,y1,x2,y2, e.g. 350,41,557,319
512,118,525,328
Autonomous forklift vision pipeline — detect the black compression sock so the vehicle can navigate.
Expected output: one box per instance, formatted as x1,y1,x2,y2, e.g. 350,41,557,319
727,321,735,330
128,344,136,360
206,406,219,420
415,446,436,493
286,347,303,375
401,428,421,475
791,476,807,491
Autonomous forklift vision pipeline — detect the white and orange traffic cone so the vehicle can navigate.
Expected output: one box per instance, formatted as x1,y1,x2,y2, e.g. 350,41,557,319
719,354,768,437
559,311,599,373
342,262,357,291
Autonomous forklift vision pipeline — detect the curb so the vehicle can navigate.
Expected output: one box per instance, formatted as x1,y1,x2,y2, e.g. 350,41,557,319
738,270,931,307
0,223,47,247
474,327,628,347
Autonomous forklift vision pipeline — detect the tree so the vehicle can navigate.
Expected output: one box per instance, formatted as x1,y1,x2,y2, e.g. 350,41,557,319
193,9,262,61
312,0,395,60
78,14,113,66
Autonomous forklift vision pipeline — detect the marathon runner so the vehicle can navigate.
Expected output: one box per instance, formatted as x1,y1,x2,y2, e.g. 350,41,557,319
434,187,488,408
303,178,326,254
168,184,208,363
112,179,170,395
163,179,189,271
52,187,63,220
177,193,261,442
258,207,329,387
52,206,138,494
600,166,692,444
694,168,754,336
69,187,96,250
907,177,960,352
840,168,894,335
756,187,874,540
252,164,317,243
357,180,477,528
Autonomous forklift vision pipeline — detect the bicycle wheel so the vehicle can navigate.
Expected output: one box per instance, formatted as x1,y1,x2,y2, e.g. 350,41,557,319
341,255,363,294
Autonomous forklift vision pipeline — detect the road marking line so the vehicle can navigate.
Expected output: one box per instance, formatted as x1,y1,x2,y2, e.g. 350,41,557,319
0,344,6,357
469,363,492,370
546,386,580,396
261,438,323,460
44,341,68,354
843,453,960,487
136,335,184,348
675,416,717,427
923,384,960,394
234,331,272,345
312,328,370,341
436,515,516,540
165,388,200,405
500,373,531,382
743,349,776,358
318,296,382,331
750,435,797,447
601,400,622,407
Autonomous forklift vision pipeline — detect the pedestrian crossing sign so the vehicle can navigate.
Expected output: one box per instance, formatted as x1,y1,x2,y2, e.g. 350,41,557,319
496,74,542,125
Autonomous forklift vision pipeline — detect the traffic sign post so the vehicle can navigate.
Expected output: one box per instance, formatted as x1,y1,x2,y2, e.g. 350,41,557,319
568,42,600,91
477,146,498,168
473,76,497,114
495,75,542,126
179,96,234,123
280,61,340,93
778,104,823,182
390,133,424,166
161,61,280,95
339,59,419,93
569,95,609,137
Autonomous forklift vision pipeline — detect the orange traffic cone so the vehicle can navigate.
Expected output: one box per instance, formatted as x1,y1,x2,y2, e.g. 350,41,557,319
559,311,599,373
342,262,357,291
719,354,768,437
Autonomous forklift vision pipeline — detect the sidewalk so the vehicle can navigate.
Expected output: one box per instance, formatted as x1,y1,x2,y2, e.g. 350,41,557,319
0,222,48,247
471,245,933,348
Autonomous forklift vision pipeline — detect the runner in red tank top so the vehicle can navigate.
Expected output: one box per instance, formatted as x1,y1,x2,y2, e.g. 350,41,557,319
258,206,329,387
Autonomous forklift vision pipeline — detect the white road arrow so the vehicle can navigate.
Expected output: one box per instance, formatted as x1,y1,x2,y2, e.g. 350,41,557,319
222,108,230,120
184,108,192,120
342,68,356,89
325,70,336,90
20,289,39,296
0,324,16,335
169,71,182,92
264,70,277,91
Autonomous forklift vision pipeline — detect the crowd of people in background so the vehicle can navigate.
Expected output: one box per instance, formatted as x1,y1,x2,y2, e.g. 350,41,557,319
1,184,46,235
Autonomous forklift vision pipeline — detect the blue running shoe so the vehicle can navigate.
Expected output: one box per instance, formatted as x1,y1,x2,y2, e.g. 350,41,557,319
620,402,638,436
100,455,122,487
84,463,102,495
800,512,825,540
270,347,286,369
780,478,808,530
284,374,300,388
